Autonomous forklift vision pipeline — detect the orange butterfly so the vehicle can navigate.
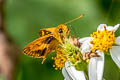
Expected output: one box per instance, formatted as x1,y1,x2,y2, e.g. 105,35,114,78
23,24,69,64
23,15,84,64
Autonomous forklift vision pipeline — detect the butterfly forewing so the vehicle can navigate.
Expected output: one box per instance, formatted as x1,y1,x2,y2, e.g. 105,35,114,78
24,34,59,63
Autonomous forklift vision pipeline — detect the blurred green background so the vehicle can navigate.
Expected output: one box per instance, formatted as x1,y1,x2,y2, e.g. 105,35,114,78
2,0,120,80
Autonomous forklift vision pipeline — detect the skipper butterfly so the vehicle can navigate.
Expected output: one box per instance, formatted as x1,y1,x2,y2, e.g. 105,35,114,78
23,24,69,64
23,15,84,64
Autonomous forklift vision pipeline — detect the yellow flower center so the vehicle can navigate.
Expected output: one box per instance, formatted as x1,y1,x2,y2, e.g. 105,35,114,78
52,48,67,70
90,28,116,52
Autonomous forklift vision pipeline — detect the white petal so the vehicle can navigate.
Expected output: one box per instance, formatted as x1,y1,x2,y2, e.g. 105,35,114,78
80,38,93,54
115,36,120,46
112,24,120,31
110,46,120,68
97,24,107,31
88,51,104,80
65,61,86,80
64,78,68,80
62,67,73,80
78,37,91,43
106,26,114,31
106,24,120,31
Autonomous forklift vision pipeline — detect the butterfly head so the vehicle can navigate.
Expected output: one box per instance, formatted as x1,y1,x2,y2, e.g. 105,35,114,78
57,24,69,39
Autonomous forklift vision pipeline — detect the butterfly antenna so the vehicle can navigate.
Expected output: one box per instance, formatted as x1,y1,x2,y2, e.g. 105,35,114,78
64,14,84,25
69,25,77,37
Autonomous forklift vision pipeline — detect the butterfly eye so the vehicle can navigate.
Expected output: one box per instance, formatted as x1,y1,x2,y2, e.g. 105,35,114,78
58,28,63,33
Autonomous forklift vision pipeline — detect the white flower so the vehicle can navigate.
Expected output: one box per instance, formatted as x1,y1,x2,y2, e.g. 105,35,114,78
62,24,120,80
62,61,86,80
79,24,120,80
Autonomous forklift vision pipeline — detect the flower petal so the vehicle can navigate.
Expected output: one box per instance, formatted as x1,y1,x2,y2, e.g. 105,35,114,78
64,61,86,80
79,37,91,43
112,24,120,32
62,67,73,80
110,46,120,68
106,24,120,31
80,38,93,54
97,24,107,31
115,36,120,46
88,51,104,80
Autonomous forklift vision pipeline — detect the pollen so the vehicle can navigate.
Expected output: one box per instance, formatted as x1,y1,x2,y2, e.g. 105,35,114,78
90,28,116,52
52,48,67,70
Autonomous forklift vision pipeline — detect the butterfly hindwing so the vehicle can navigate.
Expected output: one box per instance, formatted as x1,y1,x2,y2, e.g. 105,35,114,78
39,27,56,37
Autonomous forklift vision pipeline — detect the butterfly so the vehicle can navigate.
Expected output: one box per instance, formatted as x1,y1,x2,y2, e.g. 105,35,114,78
23,24,69,64
23,15,84,64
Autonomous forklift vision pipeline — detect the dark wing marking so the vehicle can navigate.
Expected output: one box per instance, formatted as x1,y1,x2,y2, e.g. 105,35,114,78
45,36,55,44
41,48,47,56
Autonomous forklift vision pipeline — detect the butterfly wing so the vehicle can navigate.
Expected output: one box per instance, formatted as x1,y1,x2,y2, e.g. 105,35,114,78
39,27,56,37
23,34,59,64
